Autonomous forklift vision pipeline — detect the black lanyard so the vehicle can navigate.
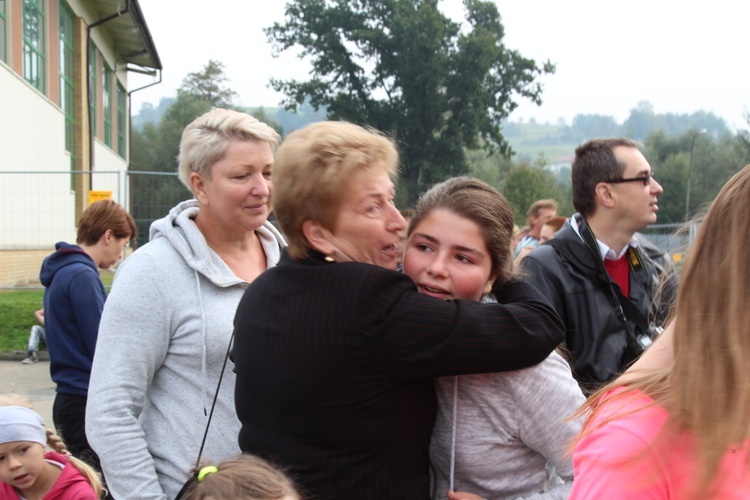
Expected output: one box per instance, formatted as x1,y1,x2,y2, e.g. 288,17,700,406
173,331,234,500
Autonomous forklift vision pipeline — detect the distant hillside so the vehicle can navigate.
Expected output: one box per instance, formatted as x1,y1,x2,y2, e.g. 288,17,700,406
132,99,729,165
503,104,730,165
132,97,175,130
131,99,326,136
501,121,577,163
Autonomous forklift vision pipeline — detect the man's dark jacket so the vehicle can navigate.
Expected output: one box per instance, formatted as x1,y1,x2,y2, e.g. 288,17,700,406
520,217,675,392
233,250,564,500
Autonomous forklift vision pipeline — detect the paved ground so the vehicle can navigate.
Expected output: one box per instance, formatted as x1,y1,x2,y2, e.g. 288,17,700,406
0,356,55,427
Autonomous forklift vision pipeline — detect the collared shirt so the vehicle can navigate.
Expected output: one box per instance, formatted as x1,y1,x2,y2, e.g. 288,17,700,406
570,214,639,262
514,235,539,258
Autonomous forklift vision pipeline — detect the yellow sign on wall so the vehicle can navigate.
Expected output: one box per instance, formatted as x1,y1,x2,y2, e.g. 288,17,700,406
88,191,112,204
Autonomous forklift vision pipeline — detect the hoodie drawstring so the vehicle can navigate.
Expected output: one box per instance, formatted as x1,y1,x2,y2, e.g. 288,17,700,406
449,375,458,493
194,269,209,415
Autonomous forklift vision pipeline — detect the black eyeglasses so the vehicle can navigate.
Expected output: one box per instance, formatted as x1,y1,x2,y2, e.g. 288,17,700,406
604,173,654,187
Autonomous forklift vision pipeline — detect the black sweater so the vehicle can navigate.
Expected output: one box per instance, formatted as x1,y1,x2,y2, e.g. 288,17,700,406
233,250,564,500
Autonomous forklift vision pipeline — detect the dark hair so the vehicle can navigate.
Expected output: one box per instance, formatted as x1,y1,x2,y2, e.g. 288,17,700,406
408,177,515,287
76,199,136,246
572,138,640,217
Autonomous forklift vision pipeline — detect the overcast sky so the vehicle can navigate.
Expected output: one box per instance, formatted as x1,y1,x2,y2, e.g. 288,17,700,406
130,0,749,129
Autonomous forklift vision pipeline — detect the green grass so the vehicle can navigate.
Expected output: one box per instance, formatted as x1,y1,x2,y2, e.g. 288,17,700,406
0,290,45,353
0,271,114,354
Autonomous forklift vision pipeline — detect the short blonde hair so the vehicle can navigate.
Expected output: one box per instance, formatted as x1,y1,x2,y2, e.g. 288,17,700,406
272,121,399,259
178,108,281,192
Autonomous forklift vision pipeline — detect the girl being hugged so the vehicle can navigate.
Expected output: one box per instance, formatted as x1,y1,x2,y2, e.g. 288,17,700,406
0,405,103,499
569,164,750,498
402,177,585,499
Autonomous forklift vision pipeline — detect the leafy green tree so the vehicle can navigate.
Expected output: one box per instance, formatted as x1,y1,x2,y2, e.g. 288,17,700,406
501,162,566,224
179,59,237,108
129,61,239,246
244,106,285,137
622,101,729,142
642,129,748,223
738,112,750,156
266,0,554,204
569,114,620,142
273,100,328,134
465,146,512,193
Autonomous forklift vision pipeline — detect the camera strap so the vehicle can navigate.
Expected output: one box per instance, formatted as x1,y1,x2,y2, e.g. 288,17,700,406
578,222,649,337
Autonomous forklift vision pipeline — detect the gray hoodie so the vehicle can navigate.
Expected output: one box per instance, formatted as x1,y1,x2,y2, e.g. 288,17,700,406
430,296,585,499
86,200,285,499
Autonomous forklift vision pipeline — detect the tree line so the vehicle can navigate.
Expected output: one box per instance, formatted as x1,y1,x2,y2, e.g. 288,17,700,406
130,0,750,239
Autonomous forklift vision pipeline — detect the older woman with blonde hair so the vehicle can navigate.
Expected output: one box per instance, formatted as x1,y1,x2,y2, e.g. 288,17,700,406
232,121,564,499
86,108,286,499
570,164,750,498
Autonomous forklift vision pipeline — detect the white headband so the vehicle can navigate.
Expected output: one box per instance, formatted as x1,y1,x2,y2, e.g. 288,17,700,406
0,406,47,447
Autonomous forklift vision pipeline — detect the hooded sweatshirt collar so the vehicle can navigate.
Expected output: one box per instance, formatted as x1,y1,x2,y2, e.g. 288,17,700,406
149,200,285,287
39,242,97,287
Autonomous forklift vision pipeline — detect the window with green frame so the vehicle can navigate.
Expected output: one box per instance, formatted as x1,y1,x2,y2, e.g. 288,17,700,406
89,43,97,137
1,0,7,62
59,2,74,154
117,83,126,157
103,64,112,147
23,0,45,91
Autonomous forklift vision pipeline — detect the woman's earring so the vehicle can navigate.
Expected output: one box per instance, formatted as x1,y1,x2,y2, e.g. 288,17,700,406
324,255,335,263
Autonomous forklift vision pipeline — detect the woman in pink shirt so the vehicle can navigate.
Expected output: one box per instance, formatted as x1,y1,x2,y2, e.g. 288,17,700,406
570,164,750,499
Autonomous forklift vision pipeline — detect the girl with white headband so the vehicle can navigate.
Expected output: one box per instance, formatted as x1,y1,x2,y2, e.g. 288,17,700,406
0,405,102,499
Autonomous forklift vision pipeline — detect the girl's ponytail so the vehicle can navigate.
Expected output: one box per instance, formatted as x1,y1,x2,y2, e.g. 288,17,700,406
44,426,105,498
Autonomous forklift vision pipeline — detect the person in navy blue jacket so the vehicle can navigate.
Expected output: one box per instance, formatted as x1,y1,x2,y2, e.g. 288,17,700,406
39,199,135,472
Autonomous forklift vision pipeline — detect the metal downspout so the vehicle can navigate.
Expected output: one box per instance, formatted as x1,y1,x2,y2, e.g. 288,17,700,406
86,0,131,189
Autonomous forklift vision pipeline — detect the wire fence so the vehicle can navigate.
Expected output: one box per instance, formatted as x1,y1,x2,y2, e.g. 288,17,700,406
0,170,189,288
126,171,190,248
0,169,695,288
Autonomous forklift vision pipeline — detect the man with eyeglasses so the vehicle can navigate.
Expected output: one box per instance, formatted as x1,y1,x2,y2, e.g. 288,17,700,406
521,138,676,394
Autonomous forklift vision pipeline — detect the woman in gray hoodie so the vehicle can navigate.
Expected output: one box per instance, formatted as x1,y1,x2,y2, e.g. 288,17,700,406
86,109,286,499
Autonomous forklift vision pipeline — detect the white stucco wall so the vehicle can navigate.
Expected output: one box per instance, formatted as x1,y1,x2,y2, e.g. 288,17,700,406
0,64,77,248
92,140,127,205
